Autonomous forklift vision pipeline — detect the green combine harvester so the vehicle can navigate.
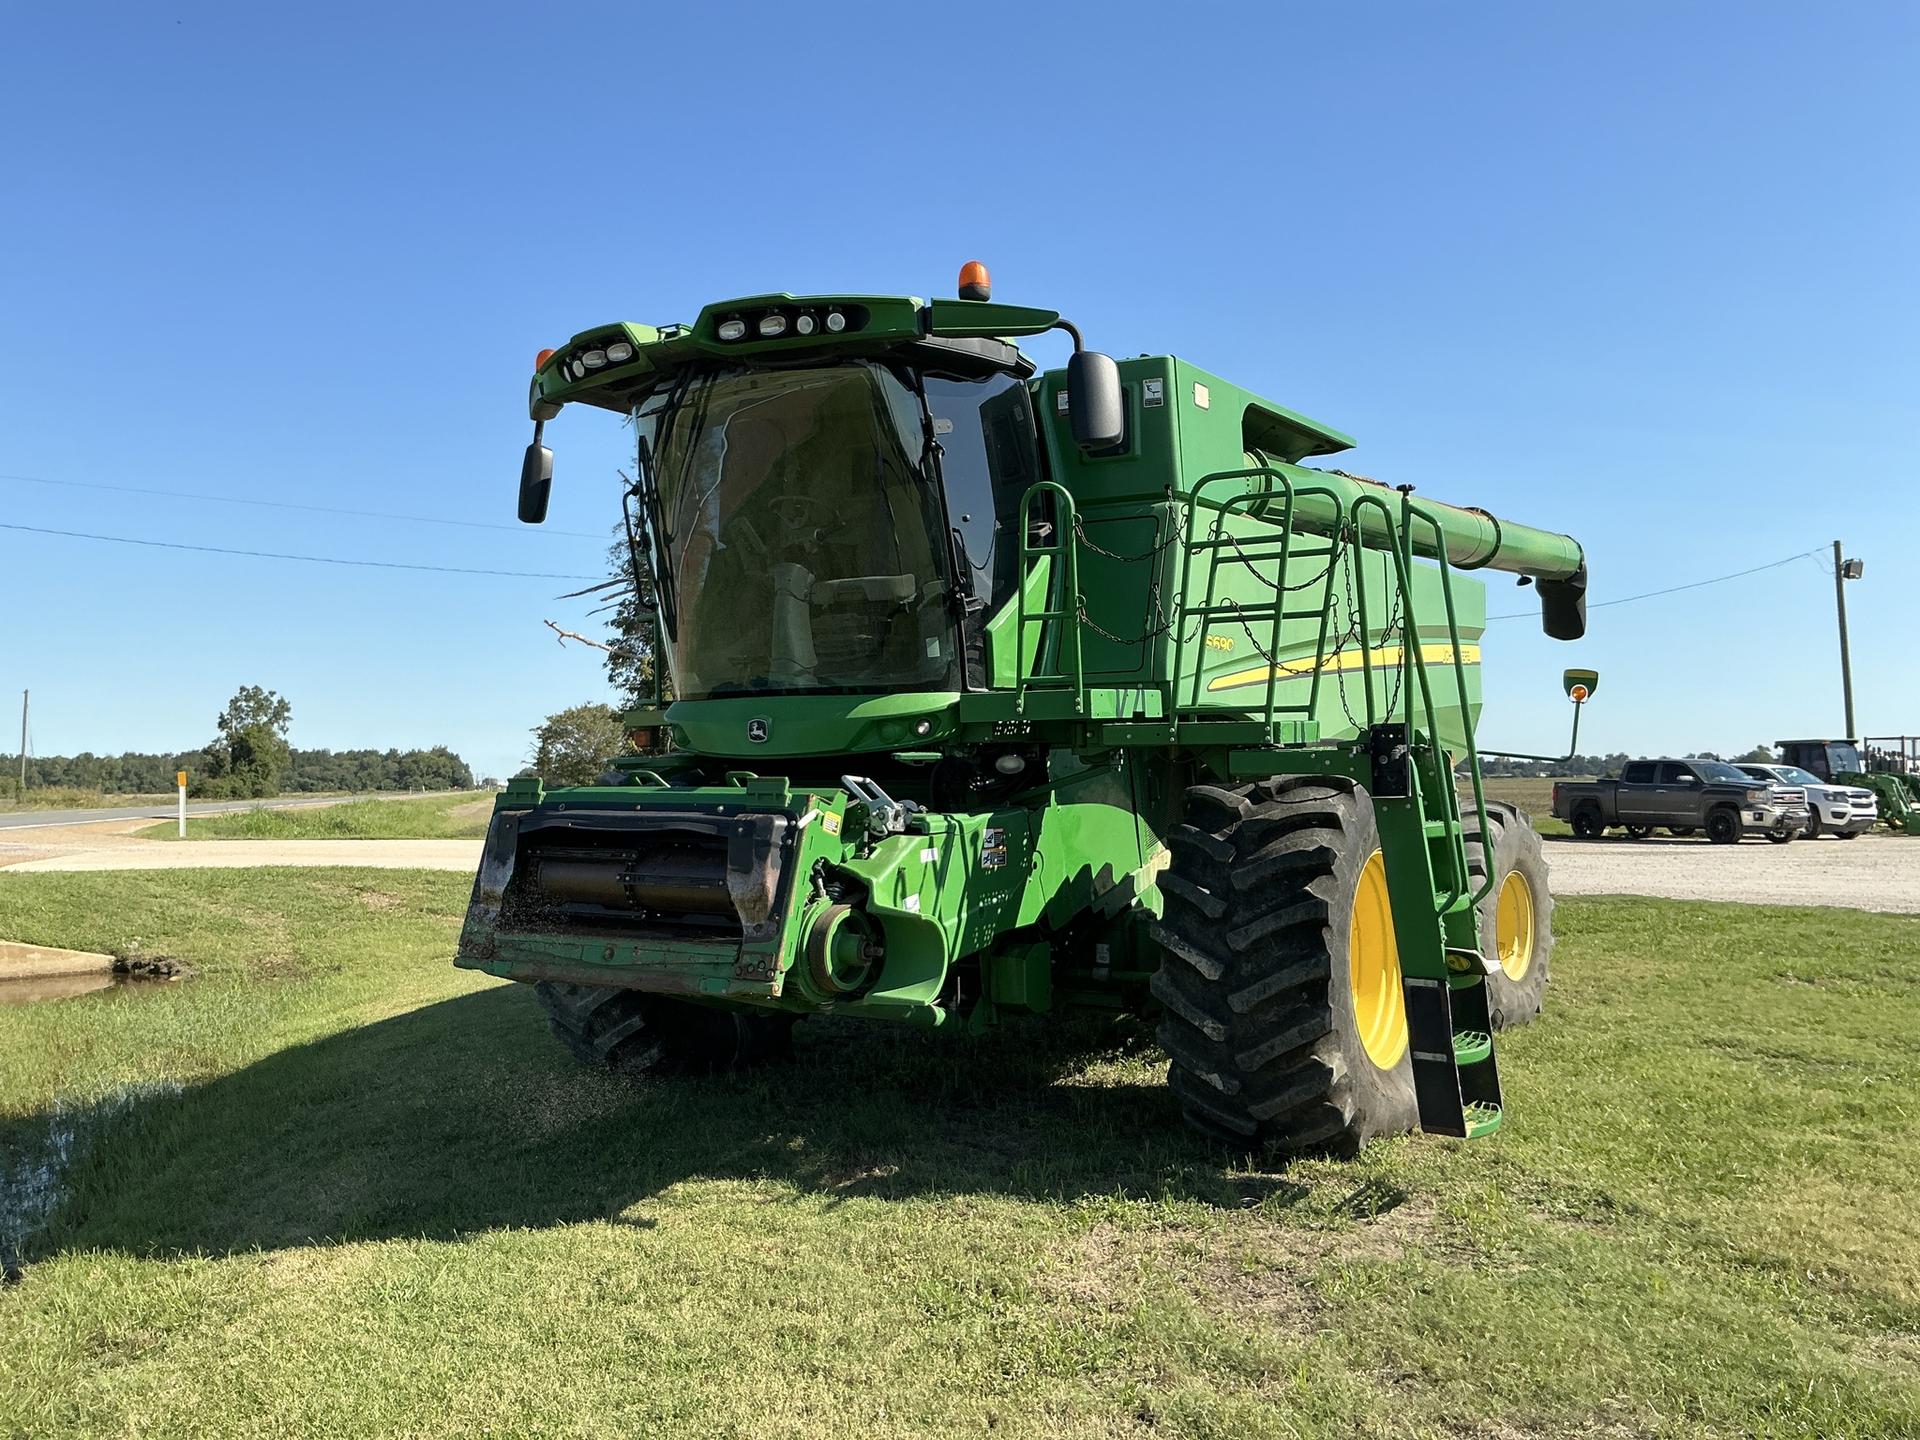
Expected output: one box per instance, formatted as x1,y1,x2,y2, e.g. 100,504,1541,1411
458,264,1593,1153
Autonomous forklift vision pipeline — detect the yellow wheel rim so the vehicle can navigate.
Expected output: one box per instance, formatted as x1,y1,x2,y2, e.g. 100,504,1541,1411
1496,869,1536,983
1348,849,1408,1069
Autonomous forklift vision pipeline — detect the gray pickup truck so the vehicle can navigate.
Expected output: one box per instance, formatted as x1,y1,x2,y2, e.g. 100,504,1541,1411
1551,759,1808,844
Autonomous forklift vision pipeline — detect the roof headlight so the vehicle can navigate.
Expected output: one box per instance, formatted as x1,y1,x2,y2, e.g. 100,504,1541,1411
758,314,789,337
606,341,635,364
582,349,607,369
794,313,817,336
825,310,847,333
717,318,747,341
570,360,586,379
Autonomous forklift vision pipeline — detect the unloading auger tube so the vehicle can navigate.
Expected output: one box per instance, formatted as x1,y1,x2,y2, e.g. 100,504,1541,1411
468,261,1598,1158
1239,454,1589,639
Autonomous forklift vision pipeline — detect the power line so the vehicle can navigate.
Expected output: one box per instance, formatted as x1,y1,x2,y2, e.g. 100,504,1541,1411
0,522,602,581
1486,548,1827,620
0,471,609,541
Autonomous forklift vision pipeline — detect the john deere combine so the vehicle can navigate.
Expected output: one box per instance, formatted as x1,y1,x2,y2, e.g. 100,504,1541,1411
458,265,1592,1153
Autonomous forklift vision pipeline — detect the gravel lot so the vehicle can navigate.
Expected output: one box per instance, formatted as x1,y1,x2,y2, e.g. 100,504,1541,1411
1544,832,1919,913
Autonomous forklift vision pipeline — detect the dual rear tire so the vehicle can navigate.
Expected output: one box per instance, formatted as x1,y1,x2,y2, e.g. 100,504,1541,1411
1150,777,1553,1156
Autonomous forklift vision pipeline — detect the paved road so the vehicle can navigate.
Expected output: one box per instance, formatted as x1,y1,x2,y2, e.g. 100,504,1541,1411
1544,832,1917,913
0,795,358,831
3,839,484,873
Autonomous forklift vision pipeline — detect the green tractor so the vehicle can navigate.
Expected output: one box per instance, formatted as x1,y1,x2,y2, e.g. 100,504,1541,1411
1777,737,1920,834
458,264,1592,1154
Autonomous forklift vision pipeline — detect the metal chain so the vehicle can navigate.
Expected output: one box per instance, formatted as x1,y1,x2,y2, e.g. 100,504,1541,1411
1078,584,1177,646
1216,527,1343,596
1332,537,1406,734
1072,513,1178,564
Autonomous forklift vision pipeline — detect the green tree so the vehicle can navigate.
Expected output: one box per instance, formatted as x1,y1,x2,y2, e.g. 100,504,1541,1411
601,531,669,709
531,703,628,787
1734,744,1778,764
206,685,293,797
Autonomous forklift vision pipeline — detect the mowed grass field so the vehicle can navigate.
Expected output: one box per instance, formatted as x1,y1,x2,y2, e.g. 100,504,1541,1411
1481,776,1577,836
140,790,494,841
2,872,1917,1438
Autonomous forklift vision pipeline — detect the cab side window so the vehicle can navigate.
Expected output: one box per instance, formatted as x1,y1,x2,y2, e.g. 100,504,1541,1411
1657,763,1697,784
1622,761,1656,784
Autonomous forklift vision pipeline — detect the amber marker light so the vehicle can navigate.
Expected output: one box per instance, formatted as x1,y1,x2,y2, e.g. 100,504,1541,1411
535,348,556,370
958,260,991,301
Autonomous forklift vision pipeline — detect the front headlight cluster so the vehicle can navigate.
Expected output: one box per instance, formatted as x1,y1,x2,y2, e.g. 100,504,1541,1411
715,307,856,342
557,338,637,381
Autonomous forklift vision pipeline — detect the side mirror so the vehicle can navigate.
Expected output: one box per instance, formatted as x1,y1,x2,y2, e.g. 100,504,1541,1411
519,442,553,524
1066,350,1125,452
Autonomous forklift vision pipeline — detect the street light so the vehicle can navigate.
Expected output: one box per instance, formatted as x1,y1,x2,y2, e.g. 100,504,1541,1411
1834,541,1863,737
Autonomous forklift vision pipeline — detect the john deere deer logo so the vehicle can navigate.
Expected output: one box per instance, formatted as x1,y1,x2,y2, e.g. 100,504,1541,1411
747,718,770,744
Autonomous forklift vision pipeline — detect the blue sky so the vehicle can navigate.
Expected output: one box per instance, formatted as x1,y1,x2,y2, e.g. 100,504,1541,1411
2,3,1913,781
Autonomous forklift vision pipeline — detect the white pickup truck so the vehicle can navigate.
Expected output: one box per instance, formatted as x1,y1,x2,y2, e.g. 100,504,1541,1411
1735,762,1877,839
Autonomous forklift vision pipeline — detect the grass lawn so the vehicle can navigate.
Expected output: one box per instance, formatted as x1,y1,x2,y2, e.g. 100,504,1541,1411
140,790,493,841
1,872,1917,1438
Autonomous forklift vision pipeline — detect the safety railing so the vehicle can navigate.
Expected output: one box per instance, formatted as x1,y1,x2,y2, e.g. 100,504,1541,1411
1345,488,1492,911
1013,481,1085,714
1169,468,1346,743
1005,468,1494,912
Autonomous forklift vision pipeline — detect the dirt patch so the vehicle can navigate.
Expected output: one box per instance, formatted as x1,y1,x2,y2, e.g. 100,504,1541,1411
1040,1199,1444,1333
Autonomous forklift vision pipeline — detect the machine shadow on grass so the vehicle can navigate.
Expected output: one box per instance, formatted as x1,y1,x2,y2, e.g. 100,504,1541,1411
20,985,1312,1262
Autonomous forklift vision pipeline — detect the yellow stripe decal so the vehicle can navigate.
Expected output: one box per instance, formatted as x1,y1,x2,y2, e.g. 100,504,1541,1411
1207,643,1481,693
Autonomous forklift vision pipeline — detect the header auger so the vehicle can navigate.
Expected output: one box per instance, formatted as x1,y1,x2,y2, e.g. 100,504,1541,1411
460,262,1593,1154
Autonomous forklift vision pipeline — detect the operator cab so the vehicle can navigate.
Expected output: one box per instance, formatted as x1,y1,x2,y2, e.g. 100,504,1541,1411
518,263,1124,713
638,358,1042,698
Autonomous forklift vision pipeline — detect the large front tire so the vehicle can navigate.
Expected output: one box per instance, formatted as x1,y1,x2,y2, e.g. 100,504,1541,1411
1150,776,1418,1157
534,981,794,1075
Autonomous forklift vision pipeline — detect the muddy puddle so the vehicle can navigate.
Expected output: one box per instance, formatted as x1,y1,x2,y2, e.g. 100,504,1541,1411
0,971,179,1006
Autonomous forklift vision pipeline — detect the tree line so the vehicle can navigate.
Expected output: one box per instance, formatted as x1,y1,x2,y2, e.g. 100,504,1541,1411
20,685,474,798
1481,745,1777,779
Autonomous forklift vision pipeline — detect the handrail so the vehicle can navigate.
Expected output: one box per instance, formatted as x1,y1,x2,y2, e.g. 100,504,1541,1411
1344,490,1486,913
1175,468,1346,742
1014,481,1085,714
1403,495,1495,909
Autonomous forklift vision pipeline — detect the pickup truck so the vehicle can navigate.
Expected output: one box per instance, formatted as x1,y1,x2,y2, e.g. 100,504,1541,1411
1551,759,1808,844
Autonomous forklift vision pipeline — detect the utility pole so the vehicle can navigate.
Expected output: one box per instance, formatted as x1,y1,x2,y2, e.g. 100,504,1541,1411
1833,540,1863,739
16,690,26,797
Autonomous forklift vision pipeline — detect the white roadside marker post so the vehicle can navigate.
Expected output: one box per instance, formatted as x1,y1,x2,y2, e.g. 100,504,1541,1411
177,770,188,838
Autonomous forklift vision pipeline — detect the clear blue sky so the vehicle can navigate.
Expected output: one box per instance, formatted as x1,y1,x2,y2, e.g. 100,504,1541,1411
3,3,1914,781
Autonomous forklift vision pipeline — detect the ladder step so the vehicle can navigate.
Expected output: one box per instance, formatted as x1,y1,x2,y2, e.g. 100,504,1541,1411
1462,1102,1503,1139
1452,1029,1492,1065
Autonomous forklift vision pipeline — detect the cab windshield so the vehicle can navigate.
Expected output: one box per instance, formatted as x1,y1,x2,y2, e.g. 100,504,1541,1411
637,363,956,701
